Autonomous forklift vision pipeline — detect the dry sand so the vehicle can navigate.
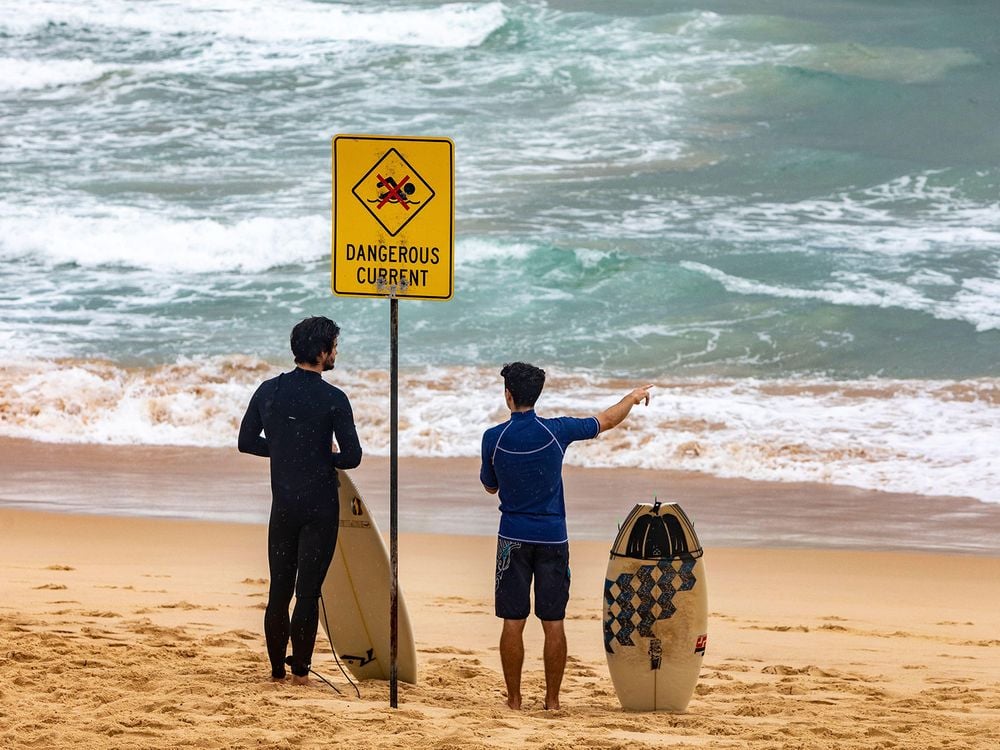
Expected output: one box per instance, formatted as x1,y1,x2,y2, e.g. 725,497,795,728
1,441,999,748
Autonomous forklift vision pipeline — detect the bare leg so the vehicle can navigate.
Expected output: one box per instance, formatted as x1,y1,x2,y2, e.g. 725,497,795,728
540,619,566,710
500,618,526,709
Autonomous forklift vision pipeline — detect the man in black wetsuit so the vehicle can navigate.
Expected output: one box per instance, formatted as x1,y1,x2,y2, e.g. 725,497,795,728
238,316,362,684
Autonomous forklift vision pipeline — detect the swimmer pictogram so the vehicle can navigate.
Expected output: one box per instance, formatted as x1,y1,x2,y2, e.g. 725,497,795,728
372,174,419,210
352,148,435,236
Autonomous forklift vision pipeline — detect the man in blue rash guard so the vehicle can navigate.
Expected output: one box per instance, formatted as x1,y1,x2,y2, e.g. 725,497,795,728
238,316,362,684
480,362,652,710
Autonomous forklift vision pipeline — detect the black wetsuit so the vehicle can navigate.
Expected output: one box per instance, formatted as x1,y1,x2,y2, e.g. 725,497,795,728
238,367,362,678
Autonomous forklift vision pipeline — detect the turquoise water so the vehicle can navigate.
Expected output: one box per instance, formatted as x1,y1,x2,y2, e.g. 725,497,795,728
1,0,997,379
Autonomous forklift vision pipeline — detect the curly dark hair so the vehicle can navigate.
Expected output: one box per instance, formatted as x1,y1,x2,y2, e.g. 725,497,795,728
501,362,545,408
290,316,340,365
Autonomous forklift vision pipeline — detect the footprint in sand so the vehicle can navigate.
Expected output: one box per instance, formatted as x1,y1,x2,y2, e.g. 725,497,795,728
710,611,736,620
159,601,217,611
762,664,840,677
201,629,257,647
865,727,897,739
733,703,776,717
701,670,735,681
924,676,974,685
749,624,810,633
432,595,479,606
716,662,753,672
419,646,477,655
80,626,127,643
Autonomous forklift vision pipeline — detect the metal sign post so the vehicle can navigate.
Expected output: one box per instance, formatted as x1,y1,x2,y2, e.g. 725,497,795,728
332,135,453,708
389,292,398,707
376,276,407,708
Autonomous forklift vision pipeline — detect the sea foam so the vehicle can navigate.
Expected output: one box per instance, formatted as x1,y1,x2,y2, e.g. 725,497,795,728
0,0,506,49
0,210,327,273
1,358,997,506
0,57,108,91
681,262,1000,332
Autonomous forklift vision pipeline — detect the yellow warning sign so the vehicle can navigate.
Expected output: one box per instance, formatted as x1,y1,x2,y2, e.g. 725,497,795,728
333,134,454,300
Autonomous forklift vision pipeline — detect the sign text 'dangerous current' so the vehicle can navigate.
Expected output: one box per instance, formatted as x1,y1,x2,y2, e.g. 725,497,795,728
332,135,454,300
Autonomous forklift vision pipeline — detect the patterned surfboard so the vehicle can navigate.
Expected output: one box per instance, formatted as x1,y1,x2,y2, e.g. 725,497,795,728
604,502,708,711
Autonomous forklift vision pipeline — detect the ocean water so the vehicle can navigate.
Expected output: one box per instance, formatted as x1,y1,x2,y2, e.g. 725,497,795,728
1,0,998,506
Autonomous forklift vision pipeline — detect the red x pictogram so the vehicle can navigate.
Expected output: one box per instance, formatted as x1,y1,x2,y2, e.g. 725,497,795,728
375,173,411,210
351,147,435,237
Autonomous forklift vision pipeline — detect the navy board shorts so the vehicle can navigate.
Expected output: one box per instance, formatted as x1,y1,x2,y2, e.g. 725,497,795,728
494,537,570,621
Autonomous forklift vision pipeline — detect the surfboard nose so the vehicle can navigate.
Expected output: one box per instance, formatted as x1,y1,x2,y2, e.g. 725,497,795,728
612,502,703,560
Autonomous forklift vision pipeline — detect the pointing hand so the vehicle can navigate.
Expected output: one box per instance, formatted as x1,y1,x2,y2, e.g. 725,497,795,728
632,384,653,406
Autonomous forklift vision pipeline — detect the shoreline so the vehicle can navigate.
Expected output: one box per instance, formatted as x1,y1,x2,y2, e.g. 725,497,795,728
1,436,999,554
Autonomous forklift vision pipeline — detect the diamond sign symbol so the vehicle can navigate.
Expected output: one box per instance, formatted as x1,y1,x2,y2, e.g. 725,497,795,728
352,148,435,236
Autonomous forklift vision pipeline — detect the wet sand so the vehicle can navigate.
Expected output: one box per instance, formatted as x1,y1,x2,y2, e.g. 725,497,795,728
2,437,998,552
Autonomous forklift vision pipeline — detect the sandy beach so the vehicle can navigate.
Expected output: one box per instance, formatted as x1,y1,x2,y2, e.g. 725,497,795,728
2,440,999,748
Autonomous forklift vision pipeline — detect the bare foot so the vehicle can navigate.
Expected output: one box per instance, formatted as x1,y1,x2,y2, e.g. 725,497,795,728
291,674,309,686
543,701,560,710
506,696,521,710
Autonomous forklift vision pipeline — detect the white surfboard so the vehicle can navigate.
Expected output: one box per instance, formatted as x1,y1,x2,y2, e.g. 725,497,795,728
603,501,708,712
319,471,417,684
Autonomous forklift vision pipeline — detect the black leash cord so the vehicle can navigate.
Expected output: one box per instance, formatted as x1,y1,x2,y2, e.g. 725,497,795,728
320,593,361,699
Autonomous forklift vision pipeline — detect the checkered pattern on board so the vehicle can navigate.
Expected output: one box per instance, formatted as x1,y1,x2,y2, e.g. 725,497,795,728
604,556,698,653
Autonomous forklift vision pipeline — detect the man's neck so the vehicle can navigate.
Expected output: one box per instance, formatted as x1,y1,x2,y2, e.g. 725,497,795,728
297,362,323,374
504,389,534,414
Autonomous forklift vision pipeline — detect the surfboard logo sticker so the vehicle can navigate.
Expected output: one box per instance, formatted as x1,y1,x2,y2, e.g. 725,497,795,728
603,556,698,654
351,497,363,516
695,634,707,655
342,648,376,667
649,638,662,670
